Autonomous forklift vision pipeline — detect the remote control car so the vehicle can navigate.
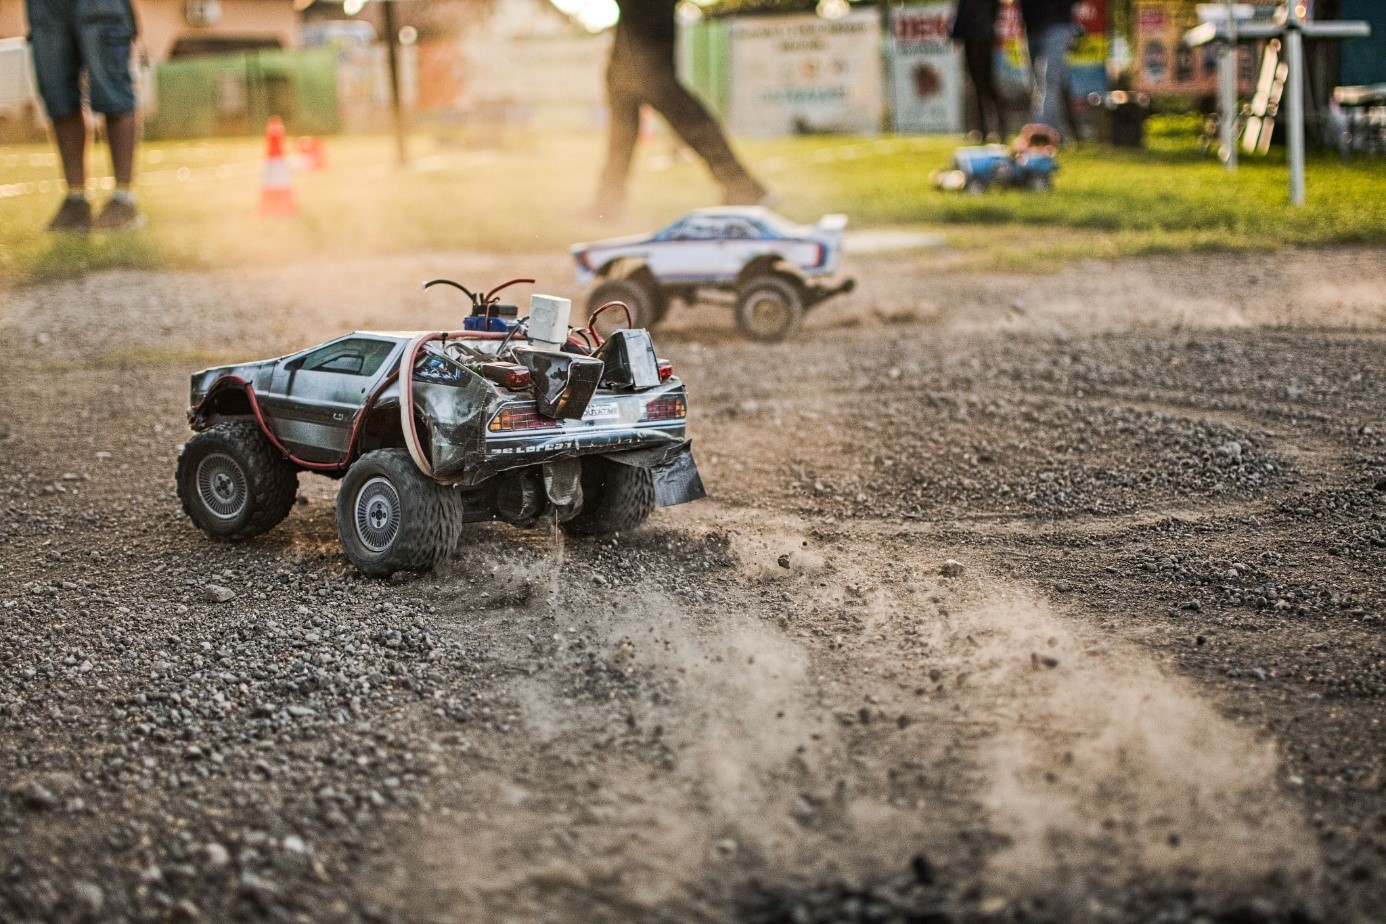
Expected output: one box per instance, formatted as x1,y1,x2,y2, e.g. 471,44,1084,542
176,279,704,576
933,124,1060,194
570,206,856,343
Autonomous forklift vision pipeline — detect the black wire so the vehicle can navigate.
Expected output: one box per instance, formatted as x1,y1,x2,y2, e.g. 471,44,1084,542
422,278,476,300
494,318,529,360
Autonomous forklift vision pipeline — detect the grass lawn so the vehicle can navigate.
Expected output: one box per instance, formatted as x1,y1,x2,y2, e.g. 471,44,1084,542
1,123,1383,284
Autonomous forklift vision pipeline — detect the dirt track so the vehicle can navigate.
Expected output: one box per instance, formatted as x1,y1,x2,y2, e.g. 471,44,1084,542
1,246,1384,923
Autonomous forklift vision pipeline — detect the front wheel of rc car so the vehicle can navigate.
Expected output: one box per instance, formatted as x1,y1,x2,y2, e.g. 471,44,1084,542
336,449,463,577
588,277,666,335
734,274,804,343
177,420,299,541
562,458,655,538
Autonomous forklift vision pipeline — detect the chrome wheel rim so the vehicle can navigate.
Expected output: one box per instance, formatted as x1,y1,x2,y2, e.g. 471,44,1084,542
354,476,401,553
196,452,248,520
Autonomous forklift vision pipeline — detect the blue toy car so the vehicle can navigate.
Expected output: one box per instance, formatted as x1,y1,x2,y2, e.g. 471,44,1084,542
934,124,1060,194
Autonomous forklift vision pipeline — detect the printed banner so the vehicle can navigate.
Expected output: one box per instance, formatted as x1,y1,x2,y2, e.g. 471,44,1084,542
888,3,964,134
1132,0,1265,96
727,10,884,137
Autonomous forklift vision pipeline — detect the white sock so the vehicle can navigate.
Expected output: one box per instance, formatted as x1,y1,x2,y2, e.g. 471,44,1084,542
111,188,136,206
66,190,88,202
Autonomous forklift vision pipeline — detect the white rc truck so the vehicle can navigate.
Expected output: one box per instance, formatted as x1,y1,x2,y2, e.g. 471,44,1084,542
571,207,856,343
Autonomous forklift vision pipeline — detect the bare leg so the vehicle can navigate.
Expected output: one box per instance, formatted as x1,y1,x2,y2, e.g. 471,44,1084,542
105,110,138,188
51,112,87,191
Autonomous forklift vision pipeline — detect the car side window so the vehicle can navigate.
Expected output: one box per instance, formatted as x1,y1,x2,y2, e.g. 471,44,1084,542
724,219,760,240
300,338,395,377
679,219,723,240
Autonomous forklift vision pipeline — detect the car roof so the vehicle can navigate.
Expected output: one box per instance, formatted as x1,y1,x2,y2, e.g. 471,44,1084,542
680,206,776,221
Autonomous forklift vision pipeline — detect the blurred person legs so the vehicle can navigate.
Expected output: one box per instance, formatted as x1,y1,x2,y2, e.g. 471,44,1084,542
962,38,1007,141
26,0,143,232
95,109,143,229
1027,23,1073,138
594,87,643,218
595,75,768,215
595,0,766,216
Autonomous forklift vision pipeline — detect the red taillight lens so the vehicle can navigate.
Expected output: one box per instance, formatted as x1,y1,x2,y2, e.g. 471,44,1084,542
642,395,686,421
489,403,561,432
657,359,673,382
479,362,531,390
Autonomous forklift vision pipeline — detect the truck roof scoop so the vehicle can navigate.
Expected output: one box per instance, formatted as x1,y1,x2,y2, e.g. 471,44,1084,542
595,329,660,390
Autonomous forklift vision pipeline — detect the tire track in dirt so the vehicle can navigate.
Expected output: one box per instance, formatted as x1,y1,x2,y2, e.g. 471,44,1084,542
373,504,1318,920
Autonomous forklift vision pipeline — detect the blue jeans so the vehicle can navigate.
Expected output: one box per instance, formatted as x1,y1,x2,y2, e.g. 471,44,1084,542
1027,24,1072,137
25,0,136,119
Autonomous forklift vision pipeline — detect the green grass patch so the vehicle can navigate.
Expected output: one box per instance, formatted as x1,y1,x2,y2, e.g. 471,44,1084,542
1,127,1383,285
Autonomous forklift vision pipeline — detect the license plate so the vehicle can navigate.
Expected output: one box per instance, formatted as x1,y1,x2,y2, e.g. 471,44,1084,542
582,401,620,421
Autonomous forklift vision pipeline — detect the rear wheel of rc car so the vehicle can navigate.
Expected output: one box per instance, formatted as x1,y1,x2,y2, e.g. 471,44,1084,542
177,420,298,541
562,458,655,537
1028,173,1053,192
588,277,665,335
734,274,804,343
336,449,462,577
964,177,986,195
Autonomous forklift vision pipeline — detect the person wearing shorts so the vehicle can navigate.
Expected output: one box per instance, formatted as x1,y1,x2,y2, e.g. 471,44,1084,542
26,0,144,231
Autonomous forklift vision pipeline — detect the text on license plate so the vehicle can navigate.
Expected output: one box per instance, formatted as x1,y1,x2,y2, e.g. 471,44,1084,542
582,401,620,421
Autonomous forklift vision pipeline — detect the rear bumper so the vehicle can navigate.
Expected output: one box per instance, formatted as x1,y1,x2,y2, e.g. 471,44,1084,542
602,439,706,507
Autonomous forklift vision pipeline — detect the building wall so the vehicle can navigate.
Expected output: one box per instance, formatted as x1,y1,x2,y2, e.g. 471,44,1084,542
0,0,298,62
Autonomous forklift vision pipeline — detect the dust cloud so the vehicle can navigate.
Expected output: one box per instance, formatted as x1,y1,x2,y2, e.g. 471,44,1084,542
957,593,1318,901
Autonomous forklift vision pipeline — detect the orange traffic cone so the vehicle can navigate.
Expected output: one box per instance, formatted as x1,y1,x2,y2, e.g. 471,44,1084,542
259,116,296,217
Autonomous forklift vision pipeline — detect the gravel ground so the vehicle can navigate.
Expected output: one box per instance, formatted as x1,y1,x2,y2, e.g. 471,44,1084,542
0,247,1383,923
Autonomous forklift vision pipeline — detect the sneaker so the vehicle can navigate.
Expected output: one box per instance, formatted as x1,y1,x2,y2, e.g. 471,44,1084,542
46,196,92,233
94,197,146,231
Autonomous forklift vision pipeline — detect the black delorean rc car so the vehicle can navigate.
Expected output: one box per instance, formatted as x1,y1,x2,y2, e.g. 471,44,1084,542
176,279,704,576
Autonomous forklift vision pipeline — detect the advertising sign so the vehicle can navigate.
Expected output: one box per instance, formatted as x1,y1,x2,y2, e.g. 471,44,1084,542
727,10,884,137
1134,0,1280,96
888,3,964,134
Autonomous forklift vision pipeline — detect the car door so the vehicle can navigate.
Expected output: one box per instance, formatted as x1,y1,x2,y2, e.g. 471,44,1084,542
718,218,775,278
261,336,400,463
647,216,723,281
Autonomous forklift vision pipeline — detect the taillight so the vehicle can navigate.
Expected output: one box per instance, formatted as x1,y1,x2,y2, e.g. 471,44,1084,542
479,362,531,390
657,359,673,382
489,403,561,432
642,395,686,421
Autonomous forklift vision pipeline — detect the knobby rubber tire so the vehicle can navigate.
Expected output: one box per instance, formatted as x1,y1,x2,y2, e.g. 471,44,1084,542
562,458,655,537
177,420,299,541
588,277,666,331
734,274,804,343
336,449,462,577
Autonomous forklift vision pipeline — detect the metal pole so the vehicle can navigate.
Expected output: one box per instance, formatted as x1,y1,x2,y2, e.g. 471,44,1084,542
1218,44,1239,169
1221,0,1238,170
382,0,408,166
1284,8,1305,205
